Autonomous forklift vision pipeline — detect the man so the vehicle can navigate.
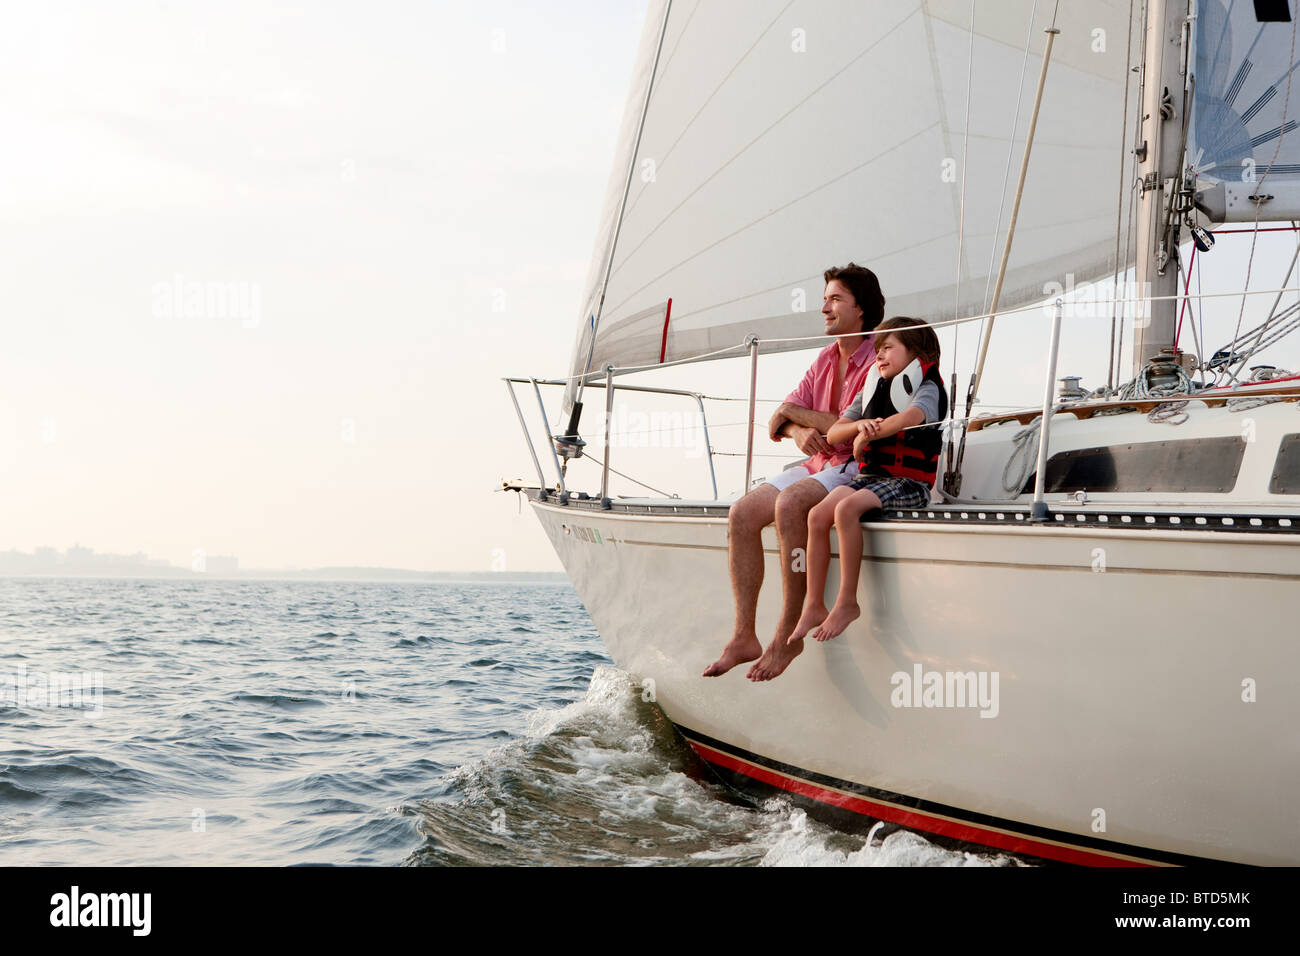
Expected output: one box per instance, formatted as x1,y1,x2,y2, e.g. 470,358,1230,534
703,263,885,682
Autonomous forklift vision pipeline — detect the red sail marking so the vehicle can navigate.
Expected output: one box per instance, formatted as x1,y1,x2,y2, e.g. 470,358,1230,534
659,298,673,364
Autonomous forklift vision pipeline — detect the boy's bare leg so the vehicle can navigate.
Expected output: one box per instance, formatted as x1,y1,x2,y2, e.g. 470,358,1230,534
703,483,779,676
786,485,854,645
812,489,882,642
747,478,827,681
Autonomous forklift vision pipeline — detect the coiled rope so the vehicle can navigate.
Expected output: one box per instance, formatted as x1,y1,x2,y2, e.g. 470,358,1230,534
1227,366,1299,412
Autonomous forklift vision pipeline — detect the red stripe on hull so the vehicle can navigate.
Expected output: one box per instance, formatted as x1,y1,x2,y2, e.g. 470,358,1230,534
687,739,1154,867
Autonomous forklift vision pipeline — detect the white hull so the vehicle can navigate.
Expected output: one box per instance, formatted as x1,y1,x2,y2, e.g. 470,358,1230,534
530,492,1300,865
513,0,1300,868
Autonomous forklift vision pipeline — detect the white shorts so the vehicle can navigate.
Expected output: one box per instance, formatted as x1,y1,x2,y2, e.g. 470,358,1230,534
763,460,861,494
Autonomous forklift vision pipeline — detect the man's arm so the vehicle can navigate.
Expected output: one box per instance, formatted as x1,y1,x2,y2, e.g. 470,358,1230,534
773,402,839,434
768,404,838,457
769,350,828,440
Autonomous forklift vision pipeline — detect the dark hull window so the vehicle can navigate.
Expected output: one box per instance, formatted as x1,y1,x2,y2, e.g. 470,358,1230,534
1271,434,1300,494
1041,437,1245,494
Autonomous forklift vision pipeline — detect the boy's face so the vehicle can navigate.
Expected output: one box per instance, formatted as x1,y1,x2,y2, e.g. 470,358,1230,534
875,333,916,379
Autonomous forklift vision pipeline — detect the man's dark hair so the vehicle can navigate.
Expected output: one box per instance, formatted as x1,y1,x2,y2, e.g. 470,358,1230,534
875,316,941,364
824,263,885,333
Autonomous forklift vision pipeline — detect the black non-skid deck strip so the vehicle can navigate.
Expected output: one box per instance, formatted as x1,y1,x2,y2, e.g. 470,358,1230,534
519,487,1300,534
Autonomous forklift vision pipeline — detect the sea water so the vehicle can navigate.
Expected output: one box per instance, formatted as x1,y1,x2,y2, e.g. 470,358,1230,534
0,578,1020,866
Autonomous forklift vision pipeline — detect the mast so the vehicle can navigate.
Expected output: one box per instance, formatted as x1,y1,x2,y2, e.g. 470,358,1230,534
1131,0,1190,375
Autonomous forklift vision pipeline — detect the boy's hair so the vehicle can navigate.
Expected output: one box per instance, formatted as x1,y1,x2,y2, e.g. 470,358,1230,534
875,316,941,364
823,263,885,334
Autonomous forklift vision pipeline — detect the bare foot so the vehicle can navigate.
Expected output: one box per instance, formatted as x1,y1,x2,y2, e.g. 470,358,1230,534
746,632,803,681
811,602,860,642
785,604,828,646
703,633,762,677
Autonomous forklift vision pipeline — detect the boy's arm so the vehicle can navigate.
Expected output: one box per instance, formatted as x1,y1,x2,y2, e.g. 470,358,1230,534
822,386,868,446
852,407,925,460
825,417,859,445
864,406,925,442
857,382,939,444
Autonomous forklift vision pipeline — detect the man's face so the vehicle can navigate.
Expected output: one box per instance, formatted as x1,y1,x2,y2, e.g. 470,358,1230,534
822,279,864,337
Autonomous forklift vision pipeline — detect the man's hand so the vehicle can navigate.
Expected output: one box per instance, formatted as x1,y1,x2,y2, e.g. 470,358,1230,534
789,424,833,457
769,406,831,455
768,407,792,442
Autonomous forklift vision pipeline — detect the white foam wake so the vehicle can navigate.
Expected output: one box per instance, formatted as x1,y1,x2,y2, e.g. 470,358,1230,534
439,664,1027,866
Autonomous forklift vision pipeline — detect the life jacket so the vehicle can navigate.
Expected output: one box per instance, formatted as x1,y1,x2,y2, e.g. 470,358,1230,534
857,359,947,485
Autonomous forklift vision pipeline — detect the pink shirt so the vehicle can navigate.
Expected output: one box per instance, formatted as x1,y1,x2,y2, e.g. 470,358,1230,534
784,337,877,474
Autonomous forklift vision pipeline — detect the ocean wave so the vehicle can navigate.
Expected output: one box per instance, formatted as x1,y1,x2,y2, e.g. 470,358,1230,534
0,579,1017,867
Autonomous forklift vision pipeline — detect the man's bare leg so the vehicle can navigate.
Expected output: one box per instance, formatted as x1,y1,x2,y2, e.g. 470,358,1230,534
812,489,882,642
703,483,779,676
747,478,828,681
786,485,854,645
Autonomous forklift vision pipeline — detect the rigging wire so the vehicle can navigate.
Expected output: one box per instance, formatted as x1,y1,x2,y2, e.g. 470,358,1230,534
1115,188,1138,382
1196,234,1207,375
1115,0,1151,389
979,0,1041,322
1108,0,1140,392
952,0,1061,493
950,0,977,388
1180,249,1206,375
1226,3,1300,384
1174,244,1198,348
943,0,978,492
1217,302,1300,361
1227,219,1300,376
576,451,678,498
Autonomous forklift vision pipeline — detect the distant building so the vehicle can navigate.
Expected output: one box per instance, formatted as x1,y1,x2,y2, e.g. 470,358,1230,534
0,545,176,577
0,549,36,572
66,544,94,564
204,555,239,576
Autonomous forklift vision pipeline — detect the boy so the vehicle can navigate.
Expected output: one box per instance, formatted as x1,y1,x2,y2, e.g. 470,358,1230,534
781,317,946,654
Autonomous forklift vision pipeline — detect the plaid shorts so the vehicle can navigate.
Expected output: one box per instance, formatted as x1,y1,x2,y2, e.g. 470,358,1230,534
846,472,932,509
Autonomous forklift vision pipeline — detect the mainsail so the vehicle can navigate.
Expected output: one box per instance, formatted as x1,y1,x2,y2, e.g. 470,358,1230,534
565,0,1138,414
1191,0,1300,222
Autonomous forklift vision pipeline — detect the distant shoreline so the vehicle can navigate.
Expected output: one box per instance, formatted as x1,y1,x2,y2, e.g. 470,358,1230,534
0,569,570,584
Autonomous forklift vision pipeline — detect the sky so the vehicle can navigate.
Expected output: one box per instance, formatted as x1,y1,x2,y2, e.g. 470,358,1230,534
0,0,648,573
4,1,1299,573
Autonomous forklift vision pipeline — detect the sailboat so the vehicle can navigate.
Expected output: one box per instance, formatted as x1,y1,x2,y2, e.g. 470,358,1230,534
504,0,1300,866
